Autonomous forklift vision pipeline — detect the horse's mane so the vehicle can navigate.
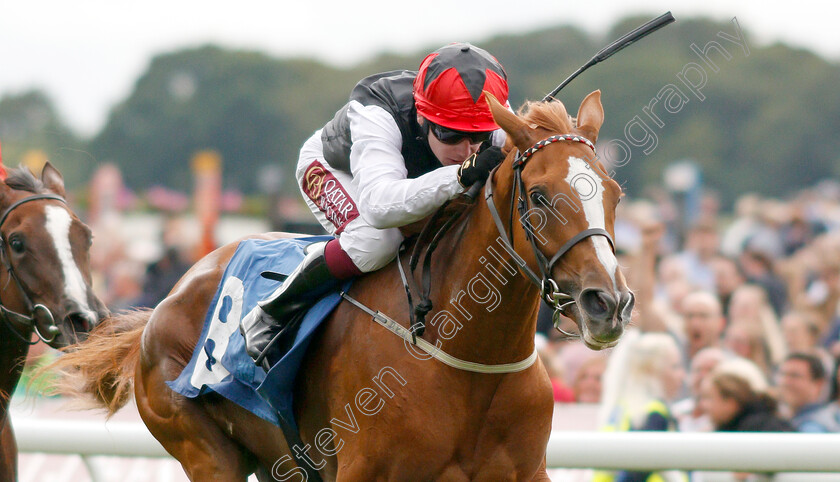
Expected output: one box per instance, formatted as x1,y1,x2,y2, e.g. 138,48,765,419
5,167,46,194
518,100,575,133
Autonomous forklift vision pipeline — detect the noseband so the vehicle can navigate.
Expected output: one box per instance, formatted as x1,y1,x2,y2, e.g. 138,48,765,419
0,193,67,344
484,134,614,333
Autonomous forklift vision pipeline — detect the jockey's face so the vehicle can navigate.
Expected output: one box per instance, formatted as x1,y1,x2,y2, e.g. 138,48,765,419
419,116,483,166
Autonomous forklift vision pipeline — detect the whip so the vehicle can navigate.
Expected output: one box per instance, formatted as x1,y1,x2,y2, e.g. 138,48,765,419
543,11,675,101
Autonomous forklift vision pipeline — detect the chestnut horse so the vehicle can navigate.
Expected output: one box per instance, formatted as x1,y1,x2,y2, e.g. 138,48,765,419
54,91,631,481
0,163,108,480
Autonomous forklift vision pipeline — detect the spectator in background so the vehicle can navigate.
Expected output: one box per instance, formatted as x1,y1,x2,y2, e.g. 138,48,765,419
673,347,729,432
782,311,824,354
651,255,693,339
785,238,840,338
136,245,192,308
656,257,691,308
728,284,787,368
710,255,745,317
553,342,609,404
799,256,840,356
777,352,830,432
104,261,143,311
804,359,840,432
816,261,840,344
723,321,773,378
88,207,132,311
720,194,763,259
699,357,793,432
594,332,687,482
780,201,826,256
739,241,788,316
136,216,193,308
571,353,608,404
672,219,719,293
781,310,834,380
694,364,787,482
680,291,726,362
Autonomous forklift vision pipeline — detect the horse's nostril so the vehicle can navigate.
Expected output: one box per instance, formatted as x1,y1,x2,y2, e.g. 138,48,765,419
618,291,635,320
579,289,617,321
68,312,94,332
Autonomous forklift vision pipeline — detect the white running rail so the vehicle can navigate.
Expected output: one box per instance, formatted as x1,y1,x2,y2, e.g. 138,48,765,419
14,418,840,479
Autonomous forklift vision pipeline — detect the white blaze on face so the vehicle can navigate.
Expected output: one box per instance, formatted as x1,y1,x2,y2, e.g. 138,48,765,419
565,157,619,291
44,205,92,313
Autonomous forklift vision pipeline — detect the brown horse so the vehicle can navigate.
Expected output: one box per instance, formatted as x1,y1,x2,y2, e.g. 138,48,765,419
0,163,108,480
53,91,631,481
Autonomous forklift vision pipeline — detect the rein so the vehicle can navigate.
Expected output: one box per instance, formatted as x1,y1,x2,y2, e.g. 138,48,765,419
397,182,482,343
484,134,614,333
0,193,65,345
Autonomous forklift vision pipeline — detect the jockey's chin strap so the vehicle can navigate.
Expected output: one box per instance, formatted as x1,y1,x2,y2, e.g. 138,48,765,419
484,134,614,335
0,194,66,345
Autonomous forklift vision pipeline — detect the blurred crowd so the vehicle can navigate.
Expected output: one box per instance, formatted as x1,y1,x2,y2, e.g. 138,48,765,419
538,181,840,481
88,213,196,312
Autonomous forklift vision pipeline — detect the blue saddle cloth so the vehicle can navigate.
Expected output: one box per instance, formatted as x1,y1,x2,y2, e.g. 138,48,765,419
167,236,349,430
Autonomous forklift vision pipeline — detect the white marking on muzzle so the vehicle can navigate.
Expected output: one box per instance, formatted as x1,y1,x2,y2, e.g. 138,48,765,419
565,157,618,291
45,205,92,314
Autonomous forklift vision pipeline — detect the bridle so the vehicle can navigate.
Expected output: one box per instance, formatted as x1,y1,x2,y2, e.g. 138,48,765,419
484,134,614,334
0,193,66,345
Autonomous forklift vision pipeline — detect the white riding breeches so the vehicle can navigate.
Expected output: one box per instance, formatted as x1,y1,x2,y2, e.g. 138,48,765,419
296,131,403,273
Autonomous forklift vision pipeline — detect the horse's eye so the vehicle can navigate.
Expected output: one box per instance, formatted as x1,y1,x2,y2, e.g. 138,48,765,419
9,237,24,253
529,188,548,206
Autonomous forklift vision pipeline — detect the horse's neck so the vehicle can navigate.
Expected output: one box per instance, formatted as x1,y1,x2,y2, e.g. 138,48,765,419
0,284,32,410
426,164,541,364
0,325,29,412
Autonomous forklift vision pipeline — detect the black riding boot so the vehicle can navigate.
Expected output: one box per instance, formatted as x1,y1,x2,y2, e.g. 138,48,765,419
240,241,337,369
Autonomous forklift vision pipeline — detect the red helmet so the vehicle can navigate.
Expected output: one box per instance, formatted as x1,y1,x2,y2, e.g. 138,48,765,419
413,43,508,132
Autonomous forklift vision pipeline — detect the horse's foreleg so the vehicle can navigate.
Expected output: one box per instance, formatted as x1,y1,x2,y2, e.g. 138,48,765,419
135,363,254,481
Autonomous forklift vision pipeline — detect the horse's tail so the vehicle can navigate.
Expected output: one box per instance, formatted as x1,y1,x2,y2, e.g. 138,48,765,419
43,309,151,417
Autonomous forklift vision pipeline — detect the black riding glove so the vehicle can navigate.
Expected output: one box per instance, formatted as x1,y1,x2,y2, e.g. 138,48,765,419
457,146,505,188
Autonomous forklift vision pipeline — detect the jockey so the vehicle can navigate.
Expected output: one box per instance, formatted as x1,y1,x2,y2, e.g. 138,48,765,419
241,43,510,367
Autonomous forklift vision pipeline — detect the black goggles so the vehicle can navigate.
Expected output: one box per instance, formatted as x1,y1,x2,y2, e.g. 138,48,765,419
428,122,493,145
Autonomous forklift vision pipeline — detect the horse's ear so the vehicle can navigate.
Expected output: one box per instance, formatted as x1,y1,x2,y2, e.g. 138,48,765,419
41,161,66,198
576,90,604,143
484,91,533,151
0,177,11,204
